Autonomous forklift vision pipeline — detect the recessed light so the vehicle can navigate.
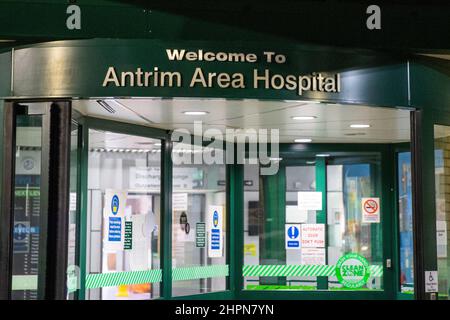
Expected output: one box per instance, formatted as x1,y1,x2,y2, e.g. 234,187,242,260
269,157,283,161
183,111,209,115
316,154,330,157
306,161,316,165
291,116,317,120
350,124,370,128
294,138,312,143
284,100,321,104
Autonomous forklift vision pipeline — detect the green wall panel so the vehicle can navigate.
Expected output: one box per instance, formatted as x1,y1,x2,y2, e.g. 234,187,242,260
410,58,450,112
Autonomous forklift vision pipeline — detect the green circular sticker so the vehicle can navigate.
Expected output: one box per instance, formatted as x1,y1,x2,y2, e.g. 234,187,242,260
335,253,371,289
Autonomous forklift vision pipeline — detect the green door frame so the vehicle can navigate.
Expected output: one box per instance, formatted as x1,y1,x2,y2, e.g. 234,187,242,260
236,143,398,300
76,116,170,300
76,115,235,300
0,102,412,300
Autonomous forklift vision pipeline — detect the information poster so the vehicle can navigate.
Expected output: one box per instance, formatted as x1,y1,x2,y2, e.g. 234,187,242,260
208,205,224,258
285,224,301,249
173,193,188,212
301,248,326,265
361,197,380,223
103,190,127,251
298,192,323,211
196,222,206,248
301,224,325,247
286,205,307,223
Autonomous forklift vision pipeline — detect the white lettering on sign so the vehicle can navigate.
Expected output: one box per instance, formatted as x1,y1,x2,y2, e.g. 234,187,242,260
103,190,127,251
366,5,381,30
301,224,325,248
285,224,301,250
66,5,81,30
166,49,258,63
102,49,341,97
208,206,224,258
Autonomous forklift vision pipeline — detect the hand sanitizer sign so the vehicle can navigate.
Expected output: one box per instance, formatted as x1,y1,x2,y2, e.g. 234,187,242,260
208,205,223,258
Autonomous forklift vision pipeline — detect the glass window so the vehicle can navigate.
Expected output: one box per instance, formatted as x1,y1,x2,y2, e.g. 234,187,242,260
397,151,414,294
86,129,162,300
171,144,227,296
11,114,43,300
326,159,383,290
67,121,81,299
243,155,384,291
434,125,450,300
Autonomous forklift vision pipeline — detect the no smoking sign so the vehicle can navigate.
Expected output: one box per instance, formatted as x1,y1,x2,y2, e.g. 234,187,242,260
361,197,380,223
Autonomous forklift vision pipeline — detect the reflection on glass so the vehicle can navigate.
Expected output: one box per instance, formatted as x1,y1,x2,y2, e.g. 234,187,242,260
243,155,383,291
434,125,450,300
171,145,227,297
86,130,161,300
326,160,383,290
397,152,414,294
67,122,80,299
11,115,42,300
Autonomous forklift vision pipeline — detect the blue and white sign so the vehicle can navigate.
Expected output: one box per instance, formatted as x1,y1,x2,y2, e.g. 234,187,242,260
285,224,301,249
104,190,127,250
208,205,224,258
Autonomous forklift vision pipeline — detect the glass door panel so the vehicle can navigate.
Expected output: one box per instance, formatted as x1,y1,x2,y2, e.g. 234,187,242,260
11,108,44,300
326,157,383,291
85,129,162,300
243,152,387,295
433,125,450,300
397,151,414,294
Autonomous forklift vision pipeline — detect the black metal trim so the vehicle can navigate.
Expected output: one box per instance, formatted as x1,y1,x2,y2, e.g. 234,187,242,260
0,102,17,300
411,110,425,300
44,102,71,299
37,103,51,299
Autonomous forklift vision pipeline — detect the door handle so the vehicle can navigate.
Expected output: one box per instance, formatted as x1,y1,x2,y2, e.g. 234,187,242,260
386,259,392,269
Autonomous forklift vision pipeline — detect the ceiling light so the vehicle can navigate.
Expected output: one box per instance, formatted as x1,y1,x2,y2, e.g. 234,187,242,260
316,154,330,157
350,124,370,128
291,116,317,120
183,111,209,115
284,100,321,104
294,138,312,143
269,157,283,161
306,161,316,165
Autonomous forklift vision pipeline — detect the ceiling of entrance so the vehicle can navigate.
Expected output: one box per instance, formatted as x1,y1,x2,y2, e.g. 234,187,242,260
73,99,411,143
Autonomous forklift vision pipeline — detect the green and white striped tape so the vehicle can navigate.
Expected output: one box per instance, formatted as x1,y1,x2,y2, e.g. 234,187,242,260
243,264,383,278
85,265,230,289
172,265,229,281
369,265,383,277
85,269,162,289
84,264,382,289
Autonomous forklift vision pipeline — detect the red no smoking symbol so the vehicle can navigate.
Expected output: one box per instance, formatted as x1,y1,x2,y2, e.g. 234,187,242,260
364,199,378,214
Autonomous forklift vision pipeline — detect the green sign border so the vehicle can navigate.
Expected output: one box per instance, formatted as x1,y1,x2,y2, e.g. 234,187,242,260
335,253,371,289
